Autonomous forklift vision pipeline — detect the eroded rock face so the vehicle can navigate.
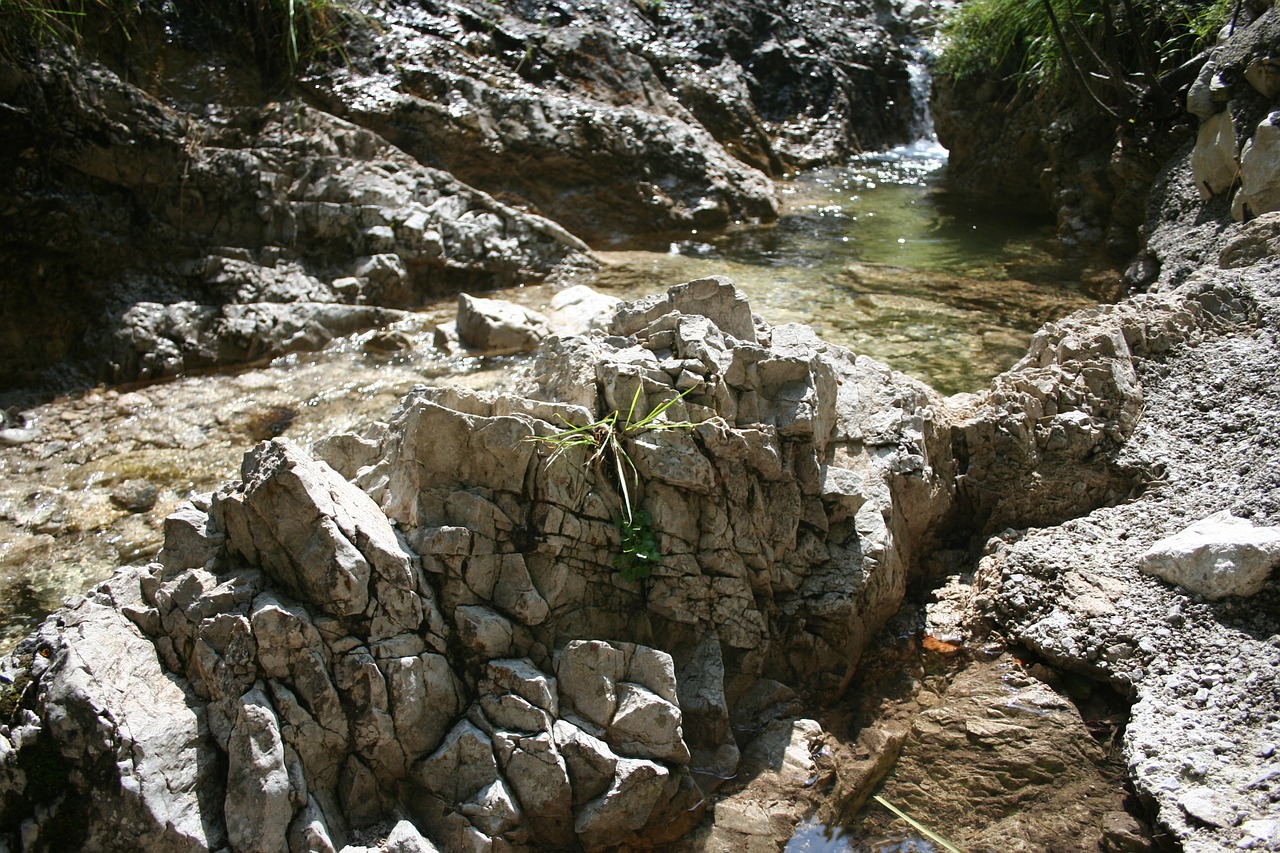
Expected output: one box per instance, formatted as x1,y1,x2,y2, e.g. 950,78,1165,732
0,0,923,387
0,279,956,851
0,45,592,385
961,247,1280,851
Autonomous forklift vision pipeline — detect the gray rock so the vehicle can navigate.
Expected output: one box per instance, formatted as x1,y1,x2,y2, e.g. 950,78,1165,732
413,720,499,803
385,819,441,853
556,640,627,729
607,682,691,765
225,689,293,853
574,758,672,852
455,294,551,355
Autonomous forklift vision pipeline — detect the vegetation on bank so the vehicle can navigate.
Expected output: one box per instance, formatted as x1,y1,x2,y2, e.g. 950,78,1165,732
936,0,1234,118
0,0,355,74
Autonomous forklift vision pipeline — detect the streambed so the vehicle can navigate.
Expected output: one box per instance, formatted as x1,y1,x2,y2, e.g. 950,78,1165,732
0,143,1097,652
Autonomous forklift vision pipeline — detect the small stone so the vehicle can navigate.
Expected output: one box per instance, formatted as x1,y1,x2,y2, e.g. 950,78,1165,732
110,479,160,513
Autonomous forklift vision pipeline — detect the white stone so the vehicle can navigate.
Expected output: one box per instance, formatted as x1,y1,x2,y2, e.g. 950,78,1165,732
1239,111,1280,218
548,284,621,336
1191,110,1238,201
1138,511,1280,599
455,293,550,354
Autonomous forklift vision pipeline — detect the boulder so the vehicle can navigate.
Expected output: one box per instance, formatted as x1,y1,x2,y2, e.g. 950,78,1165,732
1237,111,1280,219
1191,110,1240,201
225,689,293,853
454,294,551,355
1138,511,1280,599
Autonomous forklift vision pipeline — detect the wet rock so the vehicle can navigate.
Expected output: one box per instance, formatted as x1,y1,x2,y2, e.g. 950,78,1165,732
109,478,159,513
1,53,594,383
867,655,1130,852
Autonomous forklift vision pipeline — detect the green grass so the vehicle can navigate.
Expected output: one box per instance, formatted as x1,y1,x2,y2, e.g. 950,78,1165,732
0,0,356,75
936,0,1233,106
530,385,697,582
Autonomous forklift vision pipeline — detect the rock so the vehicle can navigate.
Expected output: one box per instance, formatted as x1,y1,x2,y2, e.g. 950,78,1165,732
547,285,622,337
553,720,619,805
1244,57,1280,100
225,689,293,853
869,656,1130,852
1191,110,1239,201
610,276,760,343
413,720,499,804
739,718,824,784
1220,212,1280,268
0,584,225,852
385,819,440,853
607,682,691,764
455,294,551,355
454,605,515,658
1138,511,1280,599
110,478,160,513
0,279,969,850
1238,111,1280,219
556,640,628,729
574,758,673,852
216,439,421,622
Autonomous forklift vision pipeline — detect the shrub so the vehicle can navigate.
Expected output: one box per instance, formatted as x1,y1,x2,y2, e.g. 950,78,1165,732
936,0,1233,116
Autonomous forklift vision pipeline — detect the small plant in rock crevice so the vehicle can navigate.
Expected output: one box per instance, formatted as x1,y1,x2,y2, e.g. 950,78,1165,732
529,384,696,582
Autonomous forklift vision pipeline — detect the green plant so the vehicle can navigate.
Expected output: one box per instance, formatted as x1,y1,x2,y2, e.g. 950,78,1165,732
0,0,137,52
936,0,1233,119
614,508,660,581
530,384,697,582
873,795,968,853
0,0,356,76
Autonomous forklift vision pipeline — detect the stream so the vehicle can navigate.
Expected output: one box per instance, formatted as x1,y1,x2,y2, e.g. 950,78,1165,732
0,139,1098,654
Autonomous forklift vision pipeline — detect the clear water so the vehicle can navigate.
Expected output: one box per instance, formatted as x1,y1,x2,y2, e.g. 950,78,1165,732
589,139,1096,395
786,815,941,853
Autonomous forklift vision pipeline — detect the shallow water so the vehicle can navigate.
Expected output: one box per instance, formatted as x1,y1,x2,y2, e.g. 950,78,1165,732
591,140,1096,395
0,142,1097,650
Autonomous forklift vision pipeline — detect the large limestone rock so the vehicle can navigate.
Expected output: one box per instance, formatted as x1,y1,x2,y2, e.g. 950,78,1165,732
0,279,960,850
1191,110,1239,200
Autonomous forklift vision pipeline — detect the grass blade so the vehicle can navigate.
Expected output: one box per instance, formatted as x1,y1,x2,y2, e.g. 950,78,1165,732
872,796,967,853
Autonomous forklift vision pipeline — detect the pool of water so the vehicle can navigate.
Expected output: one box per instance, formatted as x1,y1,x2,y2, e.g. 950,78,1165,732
591,139,1097,395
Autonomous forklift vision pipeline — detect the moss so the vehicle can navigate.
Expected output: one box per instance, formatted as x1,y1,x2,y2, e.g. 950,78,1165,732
0,650,34,723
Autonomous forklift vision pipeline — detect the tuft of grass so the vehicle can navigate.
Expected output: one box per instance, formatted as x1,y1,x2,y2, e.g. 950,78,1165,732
0,0,357,76
530,384,697,582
